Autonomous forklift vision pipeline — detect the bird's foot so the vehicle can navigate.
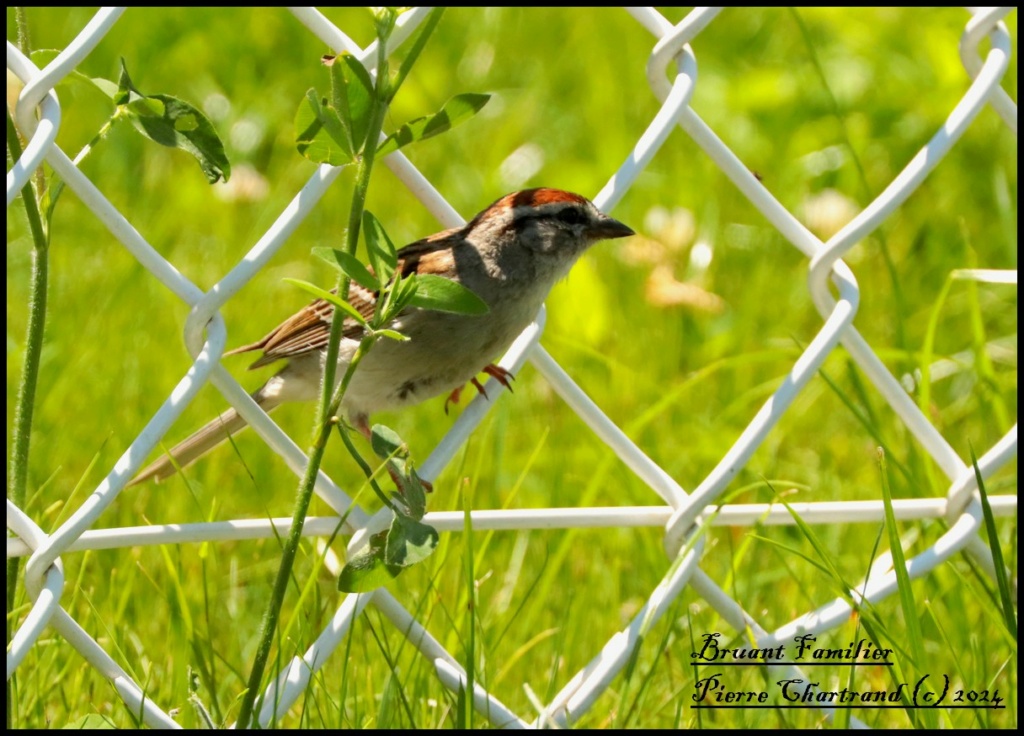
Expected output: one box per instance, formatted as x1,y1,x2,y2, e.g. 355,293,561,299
444,365,515,414
483,363,514,392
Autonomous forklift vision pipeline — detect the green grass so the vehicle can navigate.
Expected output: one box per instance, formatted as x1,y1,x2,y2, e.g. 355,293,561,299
7,6,1017,729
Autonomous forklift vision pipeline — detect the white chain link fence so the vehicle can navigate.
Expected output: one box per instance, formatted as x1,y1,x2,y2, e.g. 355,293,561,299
7,6,1017,728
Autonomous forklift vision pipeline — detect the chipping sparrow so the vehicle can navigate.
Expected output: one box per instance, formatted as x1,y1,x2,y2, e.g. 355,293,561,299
131,188,633,484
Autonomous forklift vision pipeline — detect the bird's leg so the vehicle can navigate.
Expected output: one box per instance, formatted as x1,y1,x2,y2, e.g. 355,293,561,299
444,384,464,415
444,378,488,413
444,365,517,413
351,412,372,441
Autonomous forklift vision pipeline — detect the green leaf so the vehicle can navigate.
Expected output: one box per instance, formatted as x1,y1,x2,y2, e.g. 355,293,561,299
397,274,421,310
362,211,398,281
370,424,429,518
409,274,489,315
127,95,166,119
282,278,367,327
970,446,1017,641
377,277,399,322
375,328,410,342
337,530,402,592
294,89,354,166
377,93,490,156
336,512,437,593
878,449,926,669
318,105,352,157
312,247,380,290
378,273,416,322
115,59,230,184
399,465,428,520
326,59,354,154
114,58,135,106
295,90,324,149
371,424,408,460
338,53,375,152
384,514,439,568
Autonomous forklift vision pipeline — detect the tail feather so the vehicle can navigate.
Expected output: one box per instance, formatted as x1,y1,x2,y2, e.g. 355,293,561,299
129,395,279,485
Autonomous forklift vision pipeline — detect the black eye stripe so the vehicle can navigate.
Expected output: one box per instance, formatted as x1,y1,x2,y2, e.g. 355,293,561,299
511,207,588,226
556,208,587,225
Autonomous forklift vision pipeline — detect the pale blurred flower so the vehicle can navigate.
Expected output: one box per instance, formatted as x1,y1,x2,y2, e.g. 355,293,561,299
617,235,666,267
803,188,859,240
689,240,713,275
458,42,495,84
646,264,725,313
230,117,264,154
643,205,695,252
621,204,722,312
214,162,269,202
202,92,231,122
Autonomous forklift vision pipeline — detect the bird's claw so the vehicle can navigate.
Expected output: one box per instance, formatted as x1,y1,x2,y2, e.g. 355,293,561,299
483,363,514,392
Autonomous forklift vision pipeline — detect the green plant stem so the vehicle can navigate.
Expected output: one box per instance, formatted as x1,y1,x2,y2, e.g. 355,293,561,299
7,15,113,725
235,33,392,731
6,104,50,731
15,7,31,54
42,118,116,223
15,8,46,198
335,418,391,508
233,349,351,729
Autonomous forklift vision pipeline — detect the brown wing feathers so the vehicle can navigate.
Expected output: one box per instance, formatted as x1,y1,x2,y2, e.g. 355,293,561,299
225,228,464,369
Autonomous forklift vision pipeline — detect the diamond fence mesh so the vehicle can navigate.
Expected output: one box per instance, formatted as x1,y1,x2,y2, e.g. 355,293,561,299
7,6,1017,729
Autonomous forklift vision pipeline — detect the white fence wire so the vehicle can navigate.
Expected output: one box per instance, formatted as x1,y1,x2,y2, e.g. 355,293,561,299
6,6,1017,729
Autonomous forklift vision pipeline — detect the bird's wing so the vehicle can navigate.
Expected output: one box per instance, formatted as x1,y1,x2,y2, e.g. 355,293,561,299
224,281,377,369
226,228,464,370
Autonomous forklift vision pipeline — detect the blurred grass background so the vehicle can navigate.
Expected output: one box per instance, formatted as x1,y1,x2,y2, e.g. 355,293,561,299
7,7,1017,728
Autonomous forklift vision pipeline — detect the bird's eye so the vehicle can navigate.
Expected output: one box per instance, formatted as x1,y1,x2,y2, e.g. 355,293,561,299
557,208,587,226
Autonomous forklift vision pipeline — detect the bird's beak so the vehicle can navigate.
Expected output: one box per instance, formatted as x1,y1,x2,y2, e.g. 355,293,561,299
589,215,634,240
